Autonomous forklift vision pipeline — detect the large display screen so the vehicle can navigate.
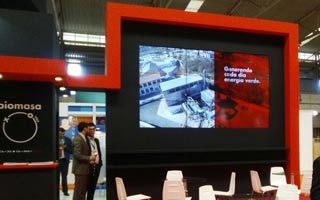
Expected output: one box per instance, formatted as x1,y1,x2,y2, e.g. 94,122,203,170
139,45,269,128
106,20,284,153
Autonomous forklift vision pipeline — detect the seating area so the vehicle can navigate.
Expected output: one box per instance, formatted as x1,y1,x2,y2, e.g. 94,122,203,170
115,167,313,200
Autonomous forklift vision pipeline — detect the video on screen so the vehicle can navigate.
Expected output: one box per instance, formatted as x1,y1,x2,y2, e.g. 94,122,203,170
139,45,269,128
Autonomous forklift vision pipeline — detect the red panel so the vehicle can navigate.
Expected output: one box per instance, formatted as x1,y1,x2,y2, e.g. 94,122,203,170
0,162,58,170
106,2,300,184
0,55,66,84
0,4,299,180
284,29,300,185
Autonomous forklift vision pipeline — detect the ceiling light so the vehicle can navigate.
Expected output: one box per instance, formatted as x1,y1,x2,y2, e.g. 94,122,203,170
62,94,69,98
300,27,320,47
59,86,66,91
185,0,205,12
300,33,320,47
70,90,76,95
55,77,63,81
0,74,2,79
313,110,318,116
67,58,81,63
67,63,82,76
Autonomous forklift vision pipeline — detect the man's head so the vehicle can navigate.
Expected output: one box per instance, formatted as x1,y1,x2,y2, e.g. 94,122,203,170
77,122,89,134
88,122,96,138
59,127,65,138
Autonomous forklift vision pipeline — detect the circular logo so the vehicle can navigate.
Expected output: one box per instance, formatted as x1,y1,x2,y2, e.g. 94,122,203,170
2,112,39,143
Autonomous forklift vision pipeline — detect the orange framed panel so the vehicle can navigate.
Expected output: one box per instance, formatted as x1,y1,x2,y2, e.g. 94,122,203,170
0,55,120,90
284,32,300,184
106,2,299,184
0,55,66,84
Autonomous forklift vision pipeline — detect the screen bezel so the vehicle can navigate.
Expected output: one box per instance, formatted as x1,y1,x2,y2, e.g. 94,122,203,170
109,20,282,152
106,2,299,171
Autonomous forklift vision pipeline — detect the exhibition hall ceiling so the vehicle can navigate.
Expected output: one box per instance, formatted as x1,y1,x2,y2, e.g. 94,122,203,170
57,0,320,53
57,0,320,80
58,0,320,80
1,0,320,79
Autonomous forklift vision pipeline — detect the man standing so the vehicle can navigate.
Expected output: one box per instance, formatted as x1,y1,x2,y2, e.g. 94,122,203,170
58,127,72,196
311,156,320,200
86,122,103,200
72,122,97,200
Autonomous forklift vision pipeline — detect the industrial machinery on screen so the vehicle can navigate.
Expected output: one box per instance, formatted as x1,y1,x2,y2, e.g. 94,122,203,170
139,45,270,128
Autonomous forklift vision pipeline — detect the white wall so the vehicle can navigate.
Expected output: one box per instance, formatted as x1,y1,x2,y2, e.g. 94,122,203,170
299,110,313,171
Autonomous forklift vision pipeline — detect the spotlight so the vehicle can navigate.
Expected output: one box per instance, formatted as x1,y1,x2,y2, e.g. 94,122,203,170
67,63,82,76
313,110,318,116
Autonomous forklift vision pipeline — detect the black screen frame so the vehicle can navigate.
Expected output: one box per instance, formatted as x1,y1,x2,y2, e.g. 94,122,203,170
106,20,285,154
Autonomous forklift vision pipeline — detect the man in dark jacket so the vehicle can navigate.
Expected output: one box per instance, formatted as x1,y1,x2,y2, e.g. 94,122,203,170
311,156,320,200
58,127,73,196
86,122,103,200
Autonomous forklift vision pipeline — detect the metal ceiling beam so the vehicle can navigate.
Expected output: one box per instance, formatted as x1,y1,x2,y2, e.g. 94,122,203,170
50,0,62,39
296,5,320,24
164,0,173,8
253,0,281,18
229,0,242,15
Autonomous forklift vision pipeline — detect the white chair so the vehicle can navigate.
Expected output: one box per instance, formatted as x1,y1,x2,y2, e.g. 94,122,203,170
166,170,188,196
166,170,183,181
163,180,192,200
214,172,236,199
270,166,287,187
115,177,151,200
276,184,299,200
250,170,277,198
199,185,216,200
299,171,312,195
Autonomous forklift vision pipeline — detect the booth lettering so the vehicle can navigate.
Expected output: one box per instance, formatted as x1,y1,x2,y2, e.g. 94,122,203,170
0,101,42,110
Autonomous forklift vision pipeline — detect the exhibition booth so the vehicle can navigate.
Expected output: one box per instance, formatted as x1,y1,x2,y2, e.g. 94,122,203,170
0,2,300,200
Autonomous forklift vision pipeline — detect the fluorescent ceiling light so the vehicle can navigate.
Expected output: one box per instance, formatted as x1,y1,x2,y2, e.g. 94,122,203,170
59,86,66,91
67,63,82,76
55,77,63,81
300,27,320,47
298,52,316,61
67,58,81,64
63,32,105,47
300,33,320,47
313,110,318,116
185,0,205,12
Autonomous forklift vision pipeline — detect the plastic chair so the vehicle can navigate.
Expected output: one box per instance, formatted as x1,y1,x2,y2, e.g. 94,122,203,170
199,185,216,200
250,170,277,198
214,172,236,199
270,166,287,187
166,170,183,181
115,177,151,200
276,184,299,200
299,171,312,195
166,170,189,196
163,180,192,200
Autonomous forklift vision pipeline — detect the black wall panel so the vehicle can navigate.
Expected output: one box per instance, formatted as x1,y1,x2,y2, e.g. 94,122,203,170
0,8,60,58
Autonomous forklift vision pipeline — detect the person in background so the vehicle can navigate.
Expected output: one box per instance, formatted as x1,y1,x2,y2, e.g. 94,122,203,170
58,127,72,196
311,156,320,200
72,122,97,200
86,122,103,200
